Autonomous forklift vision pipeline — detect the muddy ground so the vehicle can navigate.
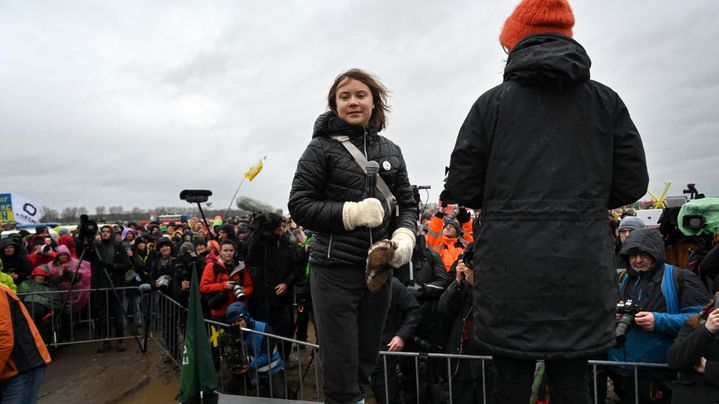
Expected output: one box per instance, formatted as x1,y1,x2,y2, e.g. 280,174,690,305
38,340,180,404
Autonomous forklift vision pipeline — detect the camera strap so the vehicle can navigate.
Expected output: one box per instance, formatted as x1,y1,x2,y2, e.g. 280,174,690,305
331,135,398,216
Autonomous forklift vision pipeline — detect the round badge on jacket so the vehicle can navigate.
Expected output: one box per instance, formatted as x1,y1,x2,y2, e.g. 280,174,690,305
382,161,391,171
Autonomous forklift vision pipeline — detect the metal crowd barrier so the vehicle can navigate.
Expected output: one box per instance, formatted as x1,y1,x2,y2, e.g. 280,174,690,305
17,288,675,403
17,286,149,351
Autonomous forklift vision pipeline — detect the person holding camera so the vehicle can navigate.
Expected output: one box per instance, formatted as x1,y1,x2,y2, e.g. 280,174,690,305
288,68,417,404
666,290,719,404
223,301,286,398
78,225,131,353
607,228,709,403
426,207,473,273
438,256,494,404
245,213,305,360
199,239,253,323
27,237,56,270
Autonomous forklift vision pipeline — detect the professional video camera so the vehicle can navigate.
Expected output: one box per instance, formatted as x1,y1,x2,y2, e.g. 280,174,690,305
615,299,642,347
219,332,247,374
77,214,98,244
248,212,283,239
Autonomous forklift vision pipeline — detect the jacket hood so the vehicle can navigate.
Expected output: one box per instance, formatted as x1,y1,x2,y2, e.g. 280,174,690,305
312,111,379,139
121,228,135,241
504,34,591,86
620,228,666,268
55,244,71,256
0,238,20,251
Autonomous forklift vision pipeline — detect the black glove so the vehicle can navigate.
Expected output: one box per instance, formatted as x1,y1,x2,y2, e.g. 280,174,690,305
457,207,470,224
434,211,445,219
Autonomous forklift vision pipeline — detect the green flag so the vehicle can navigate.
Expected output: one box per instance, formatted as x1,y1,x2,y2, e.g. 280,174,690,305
178,268,218,403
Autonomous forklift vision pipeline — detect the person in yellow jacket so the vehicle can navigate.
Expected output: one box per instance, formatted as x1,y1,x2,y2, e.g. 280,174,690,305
426,208,473,272
0,283,51,403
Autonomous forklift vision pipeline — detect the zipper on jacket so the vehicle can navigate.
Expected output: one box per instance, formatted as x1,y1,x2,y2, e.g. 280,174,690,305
327,233,333,258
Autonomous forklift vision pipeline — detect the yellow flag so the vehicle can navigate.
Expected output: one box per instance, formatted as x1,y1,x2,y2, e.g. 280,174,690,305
243,157,264,182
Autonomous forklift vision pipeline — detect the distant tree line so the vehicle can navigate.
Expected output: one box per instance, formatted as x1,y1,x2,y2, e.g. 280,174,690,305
40,205,249,224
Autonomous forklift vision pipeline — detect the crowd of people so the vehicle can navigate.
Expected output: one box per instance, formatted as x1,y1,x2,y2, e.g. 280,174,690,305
3,0,719,402
3,205,717,403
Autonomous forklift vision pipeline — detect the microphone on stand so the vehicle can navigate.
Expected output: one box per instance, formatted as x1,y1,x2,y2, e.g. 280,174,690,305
366,161,379,198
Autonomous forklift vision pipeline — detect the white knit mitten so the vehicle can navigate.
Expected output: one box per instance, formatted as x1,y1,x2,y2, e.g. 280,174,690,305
342,198,384,230
388,227,416,268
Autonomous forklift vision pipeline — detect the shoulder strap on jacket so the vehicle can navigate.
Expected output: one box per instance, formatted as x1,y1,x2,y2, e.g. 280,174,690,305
331,135,399,216
661,264,680,314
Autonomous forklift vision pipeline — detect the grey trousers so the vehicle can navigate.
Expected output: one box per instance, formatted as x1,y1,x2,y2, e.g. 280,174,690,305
311,266,391,404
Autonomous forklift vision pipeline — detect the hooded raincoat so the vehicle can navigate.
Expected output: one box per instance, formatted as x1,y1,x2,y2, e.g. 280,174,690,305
444,34,649,359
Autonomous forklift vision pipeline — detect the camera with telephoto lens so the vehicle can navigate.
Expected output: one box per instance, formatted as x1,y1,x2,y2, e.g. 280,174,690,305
232,283,246,301
615,299,642,347
157,274,172,289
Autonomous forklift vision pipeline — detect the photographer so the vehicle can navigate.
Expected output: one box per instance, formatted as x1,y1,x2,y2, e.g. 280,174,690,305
172,242,206,309
370,277,421,404
607,229,709,403
438,256,493,404
223,302,286,398
27,236,56,270
199,239,253,322
78,225,131,353
245,213,305,360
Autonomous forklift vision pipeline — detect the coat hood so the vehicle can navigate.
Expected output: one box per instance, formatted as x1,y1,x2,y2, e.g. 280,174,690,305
0,238,20,252
55,244,71,257
620,228,666,268
121,228,135,241
312,111,379,139
504,34,591,86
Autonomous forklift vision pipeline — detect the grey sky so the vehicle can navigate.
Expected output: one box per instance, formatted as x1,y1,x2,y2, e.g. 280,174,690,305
2,1,718,215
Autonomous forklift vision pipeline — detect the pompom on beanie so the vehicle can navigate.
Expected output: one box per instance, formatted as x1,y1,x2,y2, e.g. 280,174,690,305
500,0,575,52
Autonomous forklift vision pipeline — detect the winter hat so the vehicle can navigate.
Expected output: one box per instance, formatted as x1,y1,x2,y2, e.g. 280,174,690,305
58,228,71,237
226,301,251,323
618,216,646,231
31,266,51,278
220,224,235,236
193,238,207,247
500,0,575,52
157,237,174,249
179,242,195,255
443,219,463,238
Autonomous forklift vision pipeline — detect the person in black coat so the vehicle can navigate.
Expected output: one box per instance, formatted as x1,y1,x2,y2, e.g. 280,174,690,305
245,214,306,359
370,277,421,404
289,68,417,404
0,237,32,286
442,1,649,403
666,294,719,404
438,259,494,404
78,225,131,353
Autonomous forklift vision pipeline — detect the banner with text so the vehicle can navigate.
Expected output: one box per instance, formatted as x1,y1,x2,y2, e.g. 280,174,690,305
0,193,45,224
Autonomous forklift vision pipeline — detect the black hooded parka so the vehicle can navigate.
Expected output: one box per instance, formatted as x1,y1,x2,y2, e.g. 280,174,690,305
444,34,649,359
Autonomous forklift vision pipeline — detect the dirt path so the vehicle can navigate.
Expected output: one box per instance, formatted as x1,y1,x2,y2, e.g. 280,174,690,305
38,341,180,404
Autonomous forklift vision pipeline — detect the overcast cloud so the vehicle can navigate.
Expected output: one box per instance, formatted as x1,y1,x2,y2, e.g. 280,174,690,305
1,1,718,215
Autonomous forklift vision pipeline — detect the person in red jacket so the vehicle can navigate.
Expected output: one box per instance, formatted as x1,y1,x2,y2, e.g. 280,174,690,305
199,239,253,321
26,237,56,269
0,283,52,403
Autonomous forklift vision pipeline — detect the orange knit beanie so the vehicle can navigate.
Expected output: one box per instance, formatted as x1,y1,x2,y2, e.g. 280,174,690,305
499,0,575,52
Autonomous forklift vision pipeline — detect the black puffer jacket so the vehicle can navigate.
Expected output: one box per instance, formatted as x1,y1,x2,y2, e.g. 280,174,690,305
289,111,417,270
444,34,649,359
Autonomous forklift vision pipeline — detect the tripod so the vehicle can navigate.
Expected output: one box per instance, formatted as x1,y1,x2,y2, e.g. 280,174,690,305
68,237,146,353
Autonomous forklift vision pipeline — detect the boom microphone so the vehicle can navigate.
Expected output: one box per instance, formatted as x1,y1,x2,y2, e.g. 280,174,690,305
366,161,379,198
235,196,275,214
